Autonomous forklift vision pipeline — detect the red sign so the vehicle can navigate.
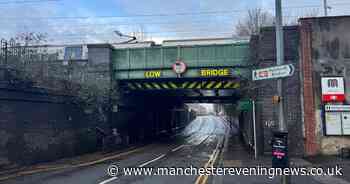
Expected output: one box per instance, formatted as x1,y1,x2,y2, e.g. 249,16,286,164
322,94,345,102
258,71,268,78
321,77,345,102
172,60,187,75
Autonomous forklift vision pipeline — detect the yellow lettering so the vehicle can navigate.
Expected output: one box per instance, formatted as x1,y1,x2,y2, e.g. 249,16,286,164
201,70,206,76
200,69,231,77
145,71,161,78
223,69,228,76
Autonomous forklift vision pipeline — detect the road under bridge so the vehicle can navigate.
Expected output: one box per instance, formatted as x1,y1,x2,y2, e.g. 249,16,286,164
110,38,252,144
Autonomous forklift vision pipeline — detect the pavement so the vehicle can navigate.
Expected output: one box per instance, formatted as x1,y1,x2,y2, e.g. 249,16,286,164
213,127,350,184
305,155,350,182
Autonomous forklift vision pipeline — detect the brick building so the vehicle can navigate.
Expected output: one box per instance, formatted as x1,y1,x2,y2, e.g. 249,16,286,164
300,16,350,155
250,26,304,156
249,16,350,156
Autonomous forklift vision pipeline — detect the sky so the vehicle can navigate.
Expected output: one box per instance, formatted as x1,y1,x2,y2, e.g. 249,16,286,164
0,0,350,44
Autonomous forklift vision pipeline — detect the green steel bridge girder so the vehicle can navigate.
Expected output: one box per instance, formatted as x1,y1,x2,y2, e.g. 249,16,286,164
114,67,251,80
112,41,252,80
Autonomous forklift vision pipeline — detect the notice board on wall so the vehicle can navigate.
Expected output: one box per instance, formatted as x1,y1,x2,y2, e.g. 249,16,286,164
342,112,350,135
325,112,342,135
325,105,350,136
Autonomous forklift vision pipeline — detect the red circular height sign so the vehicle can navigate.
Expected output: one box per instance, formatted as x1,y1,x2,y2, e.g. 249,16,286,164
172,60,187,74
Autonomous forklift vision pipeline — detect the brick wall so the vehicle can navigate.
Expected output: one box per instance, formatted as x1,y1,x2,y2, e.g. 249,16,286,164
253,26,304,156
299,20,318,156
300,16,350,155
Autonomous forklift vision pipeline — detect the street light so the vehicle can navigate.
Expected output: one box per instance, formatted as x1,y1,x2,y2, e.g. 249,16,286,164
114,30,137,44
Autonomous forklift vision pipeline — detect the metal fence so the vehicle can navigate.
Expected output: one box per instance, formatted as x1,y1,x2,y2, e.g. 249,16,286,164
0,38,63,68
0,38,108,94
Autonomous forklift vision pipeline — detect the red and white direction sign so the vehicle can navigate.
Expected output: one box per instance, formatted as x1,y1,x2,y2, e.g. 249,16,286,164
252,64,295,81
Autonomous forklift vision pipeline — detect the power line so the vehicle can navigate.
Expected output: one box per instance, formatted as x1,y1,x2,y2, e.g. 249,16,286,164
0,5,325,20
46,30,234,37
1,29,237,40
0,0,61,4
5,32,237,46
0,12,316,27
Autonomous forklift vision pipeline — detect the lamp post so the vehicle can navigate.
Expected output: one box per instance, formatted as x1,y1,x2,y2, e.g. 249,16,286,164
275,1,289,184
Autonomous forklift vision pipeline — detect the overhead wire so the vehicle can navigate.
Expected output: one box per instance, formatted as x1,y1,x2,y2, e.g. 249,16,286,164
0,0,61,5
4,2,350,45
0,5,325,20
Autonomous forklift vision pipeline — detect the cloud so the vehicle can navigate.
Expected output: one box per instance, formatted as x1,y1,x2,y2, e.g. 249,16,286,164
1,0,349,45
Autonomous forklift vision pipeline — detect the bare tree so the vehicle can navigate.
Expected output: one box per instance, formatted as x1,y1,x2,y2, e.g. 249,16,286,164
15,32,48,46
235,8,274,37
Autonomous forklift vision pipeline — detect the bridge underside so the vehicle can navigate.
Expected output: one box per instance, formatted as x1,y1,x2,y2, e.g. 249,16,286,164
118,77,245,104
111,40,251,144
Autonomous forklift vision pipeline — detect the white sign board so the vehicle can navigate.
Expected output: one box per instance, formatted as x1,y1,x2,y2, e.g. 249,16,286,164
321,77,344,95
252,64,295,81
324,105,350,135
325,112,342,135
325,104,350,112
342,112,350,135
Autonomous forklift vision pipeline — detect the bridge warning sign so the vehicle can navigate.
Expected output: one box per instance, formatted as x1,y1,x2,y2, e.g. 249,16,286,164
200,68,231,77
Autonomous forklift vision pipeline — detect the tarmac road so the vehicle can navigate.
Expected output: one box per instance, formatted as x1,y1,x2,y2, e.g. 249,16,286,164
4,115,230,184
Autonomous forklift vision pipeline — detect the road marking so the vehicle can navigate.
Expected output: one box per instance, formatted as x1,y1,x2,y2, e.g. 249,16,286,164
77,146,147,167
99,176,118,184
138,154,166,167
171,145,185,152
0,146,150,182
194,137,223,184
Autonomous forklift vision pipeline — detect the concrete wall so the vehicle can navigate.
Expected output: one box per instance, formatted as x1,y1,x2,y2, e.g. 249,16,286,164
300,16,350,155
252,26,304,156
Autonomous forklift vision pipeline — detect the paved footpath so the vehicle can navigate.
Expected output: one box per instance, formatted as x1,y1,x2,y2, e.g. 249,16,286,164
212,128,350,184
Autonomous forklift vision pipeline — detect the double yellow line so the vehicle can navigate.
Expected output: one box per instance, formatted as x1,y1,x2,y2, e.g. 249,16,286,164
0,146,149,182
194,139,223,184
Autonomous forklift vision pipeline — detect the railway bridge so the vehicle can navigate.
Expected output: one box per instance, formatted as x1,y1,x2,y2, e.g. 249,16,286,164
110,38,252,144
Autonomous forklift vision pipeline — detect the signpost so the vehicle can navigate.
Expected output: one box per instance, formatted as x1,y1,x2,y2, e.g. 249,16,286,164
252,64,295,81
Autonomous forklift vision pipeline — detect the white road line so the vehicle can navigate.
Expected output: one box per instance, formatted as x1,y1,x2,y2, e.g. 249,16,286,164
171,145,185,152
99,176,118,184
138,154,166,167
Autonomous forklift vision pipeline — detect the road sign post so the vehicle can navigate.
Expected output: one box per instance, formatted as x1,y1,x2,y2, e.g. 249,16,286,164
252,64,295,81
275,1,289,183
